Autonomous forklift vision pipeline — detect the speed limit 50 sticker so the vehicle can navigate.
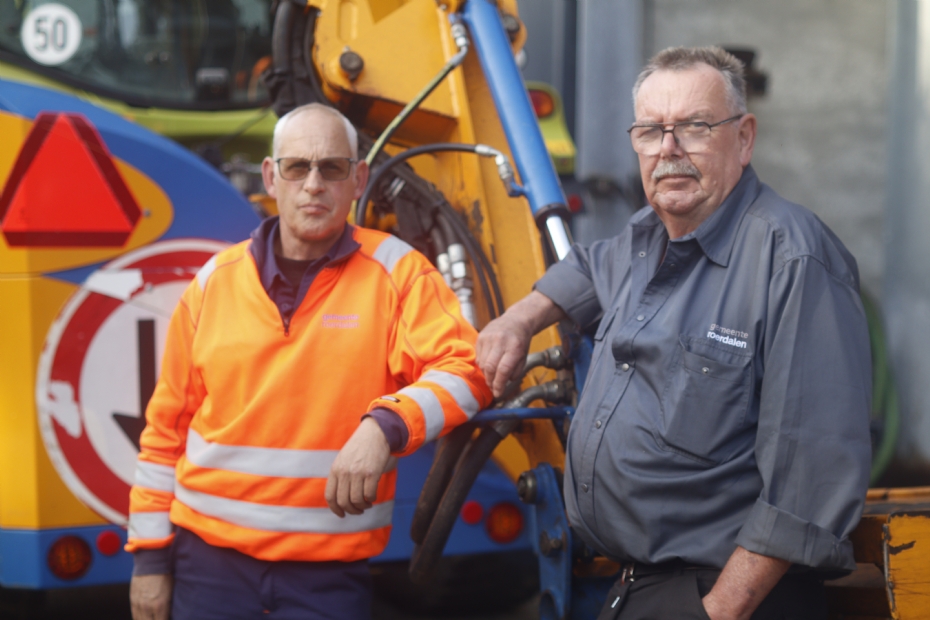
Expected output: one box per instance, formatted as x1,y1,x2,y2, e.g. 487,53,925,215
21,3,82,67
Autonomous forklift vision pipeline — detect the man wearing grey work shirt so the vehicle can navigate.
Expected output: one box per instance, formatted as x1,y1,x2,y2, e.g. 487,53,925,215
477,46,871,620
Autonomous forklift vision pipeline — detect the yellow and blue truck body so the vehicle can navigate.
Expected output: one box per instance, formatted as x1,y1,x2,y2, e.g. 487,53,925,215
0,0,579,593
0,78,261,587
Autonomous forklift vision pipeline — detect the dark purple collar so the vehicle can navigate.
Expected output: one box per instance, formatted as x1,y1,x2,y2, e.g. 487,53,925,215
249,216,360,294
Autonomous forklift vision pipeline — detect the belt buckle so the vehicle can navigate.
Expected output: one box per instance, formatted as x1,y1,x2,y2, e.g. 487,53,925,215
620,563,636,584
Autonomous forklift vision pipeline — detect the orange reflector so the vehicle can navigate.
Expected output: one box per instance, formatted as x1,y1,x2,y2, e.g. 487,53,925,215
529,89,555,118
47,536,92,580
461,500,484,525
96,530,122,556
485,502,524,544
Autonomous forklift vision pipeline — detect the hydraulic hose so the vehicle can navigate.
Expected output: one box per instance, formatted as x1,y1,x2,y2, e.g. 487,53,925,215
409,420,516,585
409,422,477,545
358,143,482,225
434,198,505,317
365,20,470,166
408,381,571,584
266,1,327,117
357,142,512,317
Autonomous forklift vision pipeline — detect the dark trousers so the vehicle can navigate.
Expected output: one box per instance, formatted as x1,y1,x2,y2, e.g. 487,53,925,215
597,568,827,620
171,528,373,620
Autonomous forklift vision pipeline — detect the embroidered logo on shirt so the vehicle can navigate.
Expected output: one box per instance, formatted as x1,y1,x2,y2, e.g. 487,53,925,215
707,323,749,349
322,314,359,329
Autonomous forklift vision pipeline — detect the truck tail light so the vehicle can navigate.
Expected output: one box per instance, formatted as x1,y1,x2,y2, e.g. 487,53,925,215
96,530,122,556
460,500,484,525
567,193,584,214
529,89,555,119
485,502,523,544
47,535,92,580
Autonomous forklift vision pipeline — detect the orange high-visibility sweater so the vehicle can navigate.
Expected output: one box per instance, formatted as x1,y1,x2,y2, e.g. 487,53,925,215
126,227,492,562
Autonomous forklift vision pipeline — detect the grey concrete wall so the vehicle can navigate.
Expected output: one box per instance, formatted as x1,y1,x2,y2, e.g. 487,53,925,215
647,0,888,297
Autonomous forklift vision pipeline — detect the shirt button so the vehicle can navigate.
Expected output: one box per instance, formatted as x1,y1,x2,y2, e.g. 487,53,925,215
581,483,589,492
636,314,645,321
702,367,710,374
595,420,602,429
638,251,646,258
621,363,631,371
668,263,676,268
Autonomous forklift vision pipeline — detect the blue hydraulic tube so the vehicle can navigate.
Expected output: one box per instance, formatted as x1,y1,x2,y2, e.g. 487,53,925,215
472,406,574,423
461,0,573,260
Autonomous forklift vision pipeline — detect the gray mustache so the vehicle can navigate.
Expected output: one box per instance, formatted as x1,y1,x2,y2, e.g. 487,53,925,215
653,159,702,181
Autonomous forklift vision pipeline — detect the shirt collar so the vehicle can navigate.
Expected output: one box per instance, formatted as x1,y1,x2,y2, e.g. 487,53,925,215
672,165,762,267
249,216,360,292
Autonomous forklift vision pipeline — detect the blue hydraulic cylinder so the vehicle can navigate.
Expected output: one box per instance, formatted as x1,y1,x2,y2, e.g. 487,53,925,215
461,0,568,223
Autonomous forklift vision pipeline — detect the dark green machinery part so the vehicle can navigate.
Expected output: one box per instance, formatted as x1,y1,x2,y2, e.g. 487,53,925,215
862,292,899,485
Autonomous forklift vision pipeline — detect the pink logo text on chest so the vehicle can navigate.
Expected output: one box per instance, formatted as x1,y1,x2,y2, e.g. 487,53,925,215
322,314,359,329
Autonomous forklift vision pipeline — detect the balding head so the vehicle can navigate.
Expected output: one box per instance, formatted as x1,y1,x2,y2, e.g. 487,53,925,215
261,103,369,261
272,103,359,159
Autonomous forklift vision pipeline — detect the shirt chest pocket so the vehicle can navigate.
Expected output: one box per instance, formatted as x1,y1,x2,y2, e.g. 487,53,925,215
658,337,753,465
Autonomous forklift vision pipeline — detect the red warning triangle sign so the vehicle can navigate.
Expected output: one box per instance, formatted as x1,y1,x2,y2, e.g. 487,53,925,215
0,112,141,247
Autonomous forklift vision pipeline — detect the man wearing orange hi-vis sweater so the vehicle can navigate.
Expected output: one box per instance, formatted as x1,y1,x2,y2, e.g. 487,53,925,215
126,103,493,620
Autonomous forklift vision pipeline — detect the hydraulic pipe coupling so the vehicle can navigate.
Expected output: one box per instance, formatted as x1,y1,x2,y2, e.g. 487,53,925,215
448,243,476,327
436,252,452,287
449,21,469,52
500,346,571,400
525,346,569,373
517,470,538,504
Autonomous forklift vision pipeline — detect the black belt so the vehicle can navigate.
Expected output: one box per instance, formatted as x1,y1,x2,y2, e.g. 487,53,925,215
618,559,715,584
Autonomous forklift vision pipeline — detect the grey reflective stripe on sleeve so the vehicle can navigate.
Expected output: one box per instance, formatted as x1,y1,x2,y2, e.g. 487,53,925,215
186,429,339,479
196,255,218,289
134,460,176,492
128,511,172,540
397,386,445,442
372,235,413,274
419,370,480,419
175,484,394,534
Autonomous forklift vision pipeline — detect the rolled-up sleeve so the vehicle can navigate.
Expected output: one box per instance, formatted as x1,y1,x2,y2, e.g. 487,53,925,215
735,255,871,570
534,243,603,329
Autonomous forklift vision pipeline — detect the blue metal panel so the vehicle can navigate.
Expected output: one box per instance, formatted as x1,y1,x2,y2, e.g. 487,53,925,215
525,463,572,619
462,0,567,216
0,525,132,589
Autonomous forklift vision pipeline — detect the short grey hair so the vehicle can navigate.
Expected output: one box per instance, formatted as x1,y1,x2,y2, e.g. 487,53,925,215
272,103,359,159
632,46,748,115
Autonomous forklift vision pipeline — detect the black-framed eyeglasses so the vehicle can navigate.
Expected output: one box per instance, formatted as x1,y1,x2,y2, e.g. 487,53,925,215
275,157,357,181
627,115,743,156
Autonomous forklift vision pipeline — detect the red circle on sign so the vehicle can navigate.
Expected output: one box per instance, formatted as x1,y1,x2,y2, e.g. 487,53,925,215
36,239,228,524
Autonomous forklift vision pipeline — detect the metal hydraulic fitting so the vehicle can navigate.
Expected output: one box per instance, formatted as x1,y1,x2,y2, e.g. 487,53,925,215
517,470,538,504
449,22,469,52
436,252,452,287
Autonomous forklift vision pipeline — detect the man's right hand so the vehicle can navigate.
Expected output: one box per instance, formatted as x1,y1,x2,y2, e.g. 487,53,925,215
130,574,172,620
476,291,567,398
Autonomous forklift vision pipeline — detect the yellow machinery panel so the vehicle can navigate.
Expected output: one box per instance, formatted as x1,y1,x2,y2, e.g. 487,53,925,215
307,1,564,471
